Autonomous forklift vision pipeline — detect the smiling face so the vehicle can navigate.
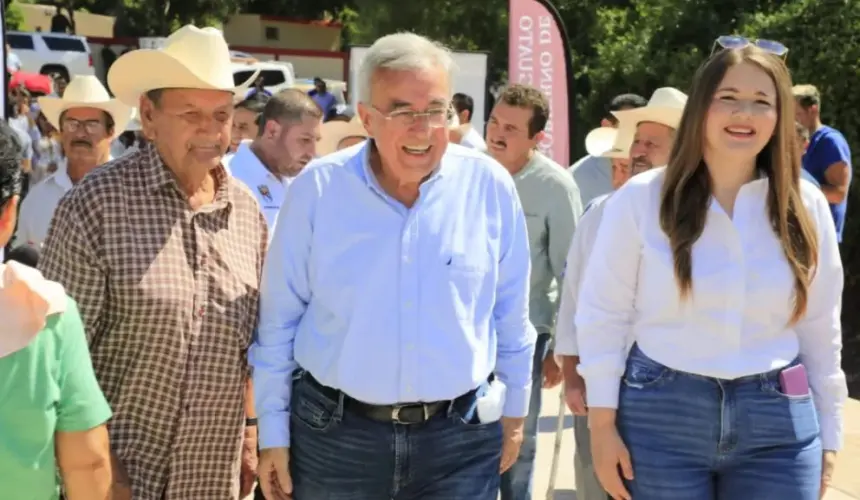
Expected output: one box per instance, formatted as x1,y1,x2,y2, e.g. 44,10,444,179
358,66,450,183
141,88,233,175
705,61,778,162
486,103,543,168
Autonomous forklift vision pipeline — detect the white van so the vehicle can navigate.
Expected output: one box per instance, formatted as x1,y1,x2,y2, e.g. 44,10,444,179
7,31,95,81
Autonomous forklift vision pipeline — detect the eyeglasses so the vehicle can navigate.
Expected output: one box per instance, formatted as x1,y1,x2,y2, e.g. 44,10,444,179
710,35,788,58
61,119,106,135
371,104,450,128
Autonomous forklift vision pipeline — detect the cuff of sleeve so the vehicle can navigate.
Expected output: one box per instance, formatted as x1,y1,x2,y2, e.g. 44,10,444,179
258,411,291,449
553,332,578,356
502,384,531,418
818,412,842,452
582,376,620,409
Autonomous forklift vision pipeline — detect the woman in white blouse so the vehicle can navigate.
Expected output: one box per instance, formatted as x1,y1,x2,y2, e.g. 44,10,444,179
575,45,847,500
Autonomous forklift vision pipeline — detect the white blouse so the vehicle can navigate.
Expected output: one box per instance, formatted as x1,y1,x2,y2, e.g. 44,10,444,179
575,167,848,451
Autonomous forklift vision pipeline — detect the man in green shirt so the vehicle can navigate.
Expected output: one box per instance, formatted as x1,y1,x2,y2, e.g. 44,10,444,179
486,84,583,500
0,119,115,499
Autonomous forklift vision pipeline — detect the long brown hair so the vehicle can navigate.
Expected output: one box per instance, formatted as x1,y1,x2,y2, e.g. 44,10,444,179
659,46,818,323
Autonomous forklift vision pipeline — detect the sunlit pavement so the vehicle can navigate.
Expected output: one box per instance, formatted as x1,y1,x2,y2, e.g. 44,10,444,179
531,387,860,500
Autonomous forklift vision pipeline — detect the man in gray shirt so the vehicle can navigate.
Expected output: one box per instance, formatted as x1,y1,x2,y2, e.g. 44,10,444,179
568,94,647,207
486,83,583,500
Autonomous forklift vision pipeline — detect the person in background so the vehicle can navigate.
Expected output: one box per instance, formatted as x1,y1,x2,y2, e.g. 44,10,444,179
227,89,322,232
31,111,63,185
308,76,336,120
317,115,368,156
6,43,22,73
230,93,270,154
53,76,68,98
253,32,535,500
0,118,115,500
7,88,35,181
556,87,686,500
795,121,820,188
486,83,582,500
245,74,271,100
578,45,846,500
452,92,487,150
568,94,647,208
15,76,131,250
793,84,852,243
40,25,267,499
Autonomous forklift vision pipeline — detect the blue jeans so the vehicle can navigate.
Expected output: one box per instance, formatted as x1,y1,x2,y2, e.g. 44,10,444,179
289,371,503,499
500,332,551,500
617,344,822,500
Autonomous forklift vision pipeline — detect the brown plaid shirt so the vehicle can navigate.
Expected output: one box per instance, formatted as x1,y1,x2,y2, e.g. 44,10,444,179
40,142,267,500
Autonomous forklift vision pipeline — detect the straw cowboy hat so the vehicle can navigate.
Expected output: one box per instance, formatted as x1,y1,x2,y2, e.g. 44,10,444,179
611,87,688,131
37,75,134,137
585,125,634,159
318,117,369,157
107,25,260,106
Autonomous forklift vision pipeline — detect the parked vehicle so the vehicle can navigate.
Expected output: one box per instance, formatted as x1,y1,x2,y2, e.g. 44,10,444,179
6,31,95,81
231,60,296,96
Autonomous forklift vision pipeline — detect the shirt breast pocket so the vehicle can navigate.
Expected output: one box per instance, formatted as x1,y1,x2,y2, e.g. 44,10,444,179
443,254,490,322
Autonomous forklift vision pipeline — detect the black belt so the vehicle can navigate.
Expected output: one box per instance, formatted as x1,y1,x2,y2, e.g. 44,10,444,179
304,373,477,425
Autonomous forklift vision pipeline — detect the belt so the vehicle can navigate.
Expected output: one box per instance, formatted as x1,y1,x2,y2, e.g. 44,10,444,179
304,373,476,425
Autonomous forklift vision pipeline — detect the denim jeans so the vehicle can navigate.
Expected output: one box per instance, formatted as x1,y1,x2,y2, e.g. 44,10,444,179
499,332,551,500
617,344,822,500
289,371,503,499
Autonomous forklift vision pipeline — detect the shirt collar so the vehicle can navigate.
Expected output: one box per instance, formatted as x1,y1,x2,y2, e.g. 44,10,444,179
47,159,73,191
233,142,284,184
139,141,233,209
356,139,449,189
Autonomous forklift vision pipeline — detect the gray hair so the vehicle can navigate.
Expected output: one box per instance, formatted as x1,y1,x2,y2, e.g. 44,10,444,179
358,33,456,104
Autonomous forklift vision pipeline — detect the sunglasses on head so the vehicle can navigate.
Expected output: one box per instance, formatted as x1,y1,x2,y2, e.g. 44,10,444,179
710,35,789,58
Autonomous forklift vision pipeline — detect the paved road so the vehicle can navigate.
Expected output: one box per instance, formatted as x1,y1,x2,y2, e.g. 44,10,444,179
531,387,860,500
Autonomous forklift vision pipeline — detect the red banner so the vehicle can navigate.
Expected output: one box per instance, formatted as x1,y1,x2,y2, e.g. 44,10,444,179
508,0,572,166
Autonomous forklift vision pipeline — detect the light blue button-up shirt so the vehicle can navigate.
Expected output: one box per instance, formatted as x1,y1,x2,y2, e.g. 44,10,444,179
250,141,537,448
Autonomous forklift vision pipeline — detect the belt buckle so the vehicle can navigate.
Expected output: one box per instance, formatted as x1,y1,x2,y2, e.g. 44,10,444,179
391,404,430,424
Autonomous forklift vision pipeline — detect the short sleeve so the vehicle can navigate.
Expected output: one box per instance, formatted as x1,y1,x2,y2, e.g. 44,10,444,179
55,297,112,432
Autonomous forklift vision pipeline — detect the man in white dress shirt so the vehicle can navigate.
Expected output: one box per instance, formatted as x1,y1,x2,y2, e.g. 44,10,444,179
451,92,487,150
226,89,322,232
568,94,647,208
555,86,687,500
14,76,131,249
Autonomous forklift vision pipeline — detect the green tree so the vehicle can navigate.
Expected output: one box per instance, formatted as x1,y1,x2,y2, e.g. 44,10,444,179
5,2,25,30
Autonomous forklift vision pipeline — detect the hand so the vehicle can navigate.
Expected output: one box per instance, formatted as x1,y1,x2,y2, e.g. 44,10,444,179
240,426,259,498
258,447,292,500
499,417,525,474
561,356,587,415
563,372,587,416
542,350,563,388
820,450,837,499
590,420,633,500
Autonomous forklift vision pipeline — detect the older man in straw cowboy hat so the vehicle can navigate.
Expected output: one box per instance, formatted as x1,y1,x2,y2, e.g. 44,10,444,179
39,25,267,500
14,75,132,250
555,86,687,500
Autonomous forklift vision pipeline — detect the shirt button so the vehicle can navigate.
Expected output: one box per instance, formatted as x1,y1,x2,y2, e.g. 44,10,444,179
406,343,414,350
198,306,206,317
403,255,410,263
404,301,413,309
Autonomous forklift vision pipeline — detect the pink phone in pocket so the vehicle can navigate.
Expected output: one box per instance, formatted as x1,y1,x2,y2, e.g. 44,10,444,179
779,364,810,396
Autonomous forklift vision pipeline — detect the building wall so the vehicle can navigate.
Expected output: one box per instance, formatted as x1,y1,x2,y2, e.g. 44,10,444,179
222,14,341,52
17,3,115,38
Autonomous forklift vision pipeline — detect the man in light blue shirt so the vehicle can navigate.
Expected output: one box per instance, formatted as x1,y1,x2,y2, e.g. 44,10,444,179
226,89,322,233
252,32,536,500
